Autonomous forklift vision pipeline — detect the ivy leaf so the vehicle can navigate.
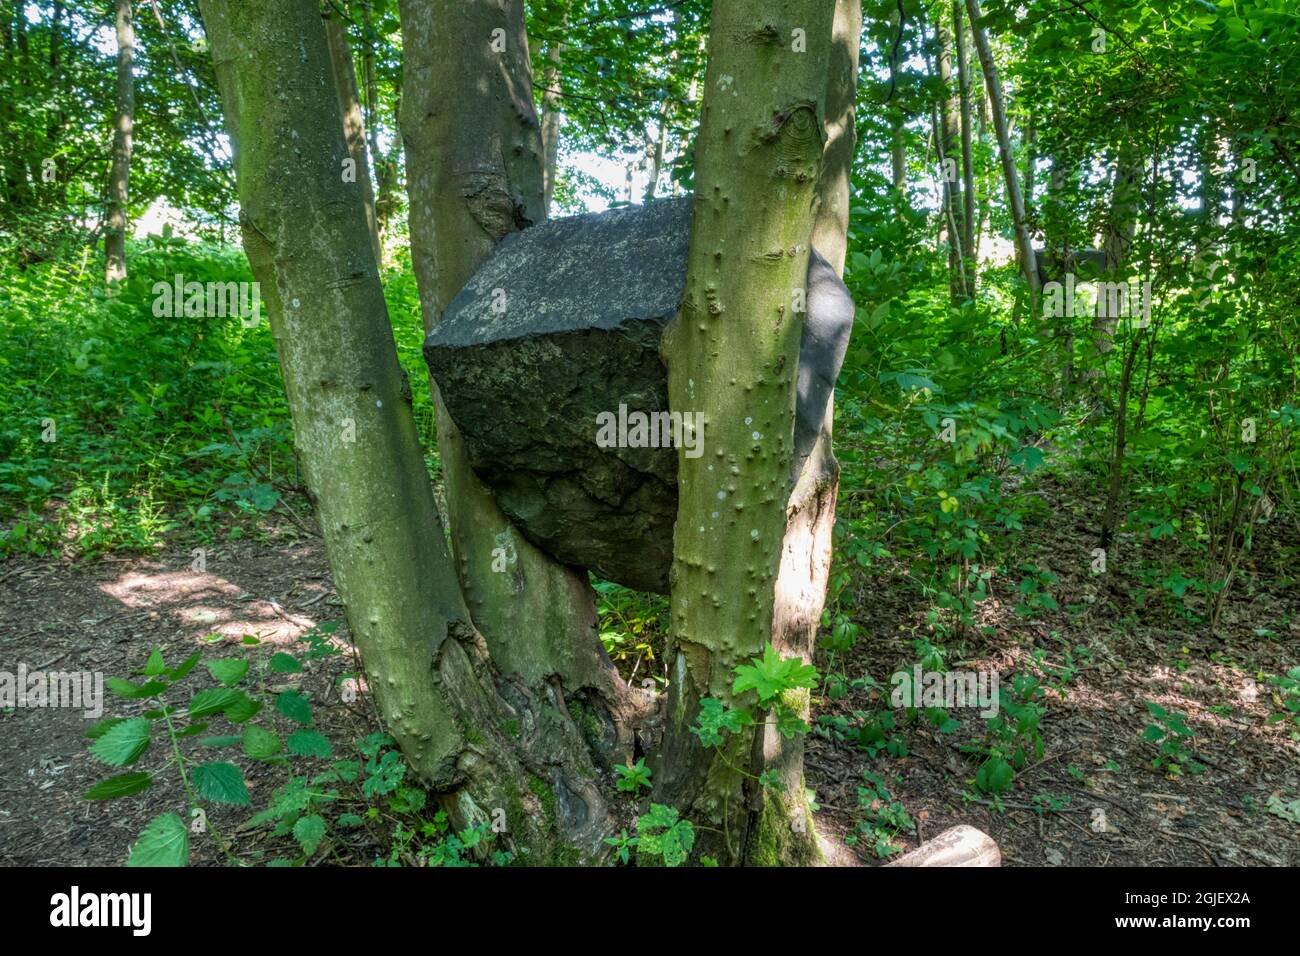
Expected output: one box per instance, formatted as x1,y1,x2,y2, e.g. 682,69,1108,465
90,717,151,767
192,761,251,805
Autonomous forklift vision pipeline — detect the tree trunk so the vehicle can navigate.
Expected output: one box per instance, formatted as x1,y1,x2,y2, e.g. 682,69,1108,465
964,0,1036,300
953,1,975,285
934,11,965,301
323,6,382,266
540,32,564,212
1085,148,1140,379
655,0,837,866
398,0,639,762
200,0,614,864
104,0,134,284
810,0,859,275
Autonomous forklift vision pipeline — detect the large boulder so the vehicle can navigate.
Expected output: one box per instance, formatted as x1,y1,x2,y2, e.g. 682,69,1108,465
424,197,853,593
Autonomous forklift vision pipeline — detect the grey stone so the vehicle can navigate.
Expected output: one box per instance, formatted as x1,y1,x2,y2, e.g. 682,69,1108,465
424,197,853,593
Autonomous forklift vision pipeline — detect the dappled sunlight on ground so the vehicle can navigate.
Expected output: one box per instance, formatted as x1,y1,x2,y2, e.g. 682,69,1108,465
97,565,320,644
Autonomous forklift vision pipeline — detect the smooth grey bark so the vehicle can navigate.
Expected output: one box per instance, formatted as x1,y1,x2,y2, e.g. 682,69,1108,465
398,0,640,761
200,0,612,862
104,0,133,283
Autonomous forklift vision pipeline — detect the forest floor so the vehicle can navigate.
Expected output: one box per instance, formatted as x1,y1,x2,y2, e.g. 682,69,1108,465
0,476,1297,866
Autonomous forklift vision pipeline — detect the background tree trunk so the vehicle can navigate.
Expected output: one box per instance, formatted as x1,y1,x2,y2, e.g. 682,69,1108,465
964,0,1036,300
104,0,134,284
201,0,615,864
540,22,565,213
954,0,975,287
934,10,966,301
323,6,382,266
655,0,836,866
398,0,639,761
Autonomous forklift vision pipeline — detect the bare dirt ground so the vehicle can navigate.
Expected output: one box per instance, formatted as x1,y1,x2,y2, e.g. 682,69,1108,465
1,476,1297,867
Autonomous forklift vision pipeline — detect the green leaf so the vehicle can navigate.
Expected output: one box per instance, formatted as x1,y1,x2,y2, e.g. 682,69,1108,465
188,687,242,718
223,691,263,724
127,812,189,867
83,771,152,800
106,677,168,700
90,717,151,767
287,729,332,758
276,689,313,725
268,652,303,674
85,716,128,740
293,814,326,856
142,648,167,676
243,725,282,759
636,804,695,867
975,756,1015,794
167,652,202,681
205,658,249,687
732,644,819,705
192,761,251,805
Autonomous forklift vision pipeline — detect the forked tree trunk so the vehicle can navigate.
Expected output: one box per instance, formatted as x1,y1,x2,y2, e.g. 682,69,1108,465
104,0,134,283
323,7,382,266
964,0,1036,300
397,0,639,761
200,0,614,864
655,0,837,866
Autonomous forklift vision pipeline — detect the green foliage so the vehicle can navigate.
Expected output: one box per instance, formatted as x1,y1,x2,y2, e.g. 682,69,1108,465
634,804,694,868
614,758,652,793
844,771,913,860
82,627,503,867
1143,702,1204,776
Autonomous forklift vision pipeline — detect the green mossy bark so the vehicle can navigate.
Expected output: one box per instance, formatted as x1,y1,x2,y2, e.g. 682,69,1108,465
201,0,611,864
399,0,641,767
656,0,837,865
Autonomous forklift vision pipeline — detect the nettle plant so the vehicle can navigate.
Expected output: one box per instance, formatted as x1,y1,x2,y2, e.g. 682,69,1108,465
963,673,1047,799
1142,702,1205,776
1267,667,1300,741
606,643,818,867
83,627,505,867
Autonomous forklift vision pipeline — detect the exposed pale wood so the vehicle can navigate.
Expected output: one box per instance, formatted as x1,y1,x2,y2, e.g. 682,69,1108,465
887,825,1001,867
